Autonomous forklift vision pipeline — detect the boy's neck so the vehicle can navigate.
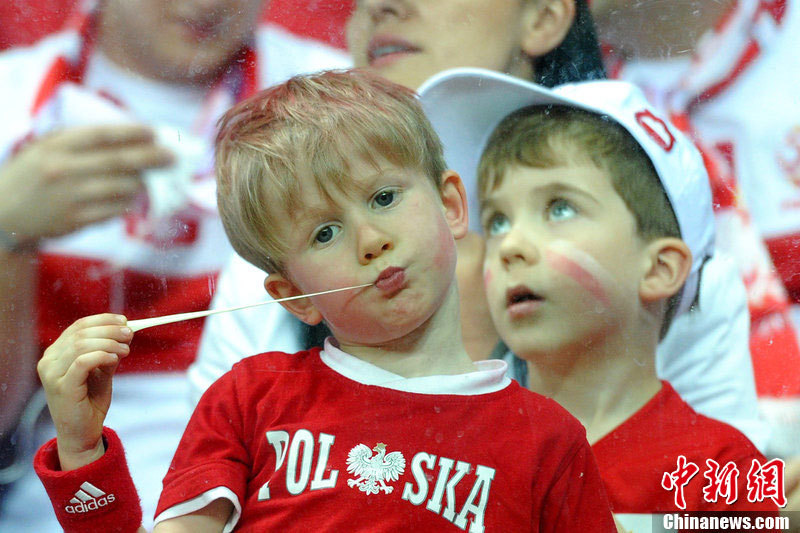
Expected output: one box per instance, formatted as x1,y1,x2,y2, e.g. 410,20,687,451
456,233,500,361
525,322,663,444
337,281,476,378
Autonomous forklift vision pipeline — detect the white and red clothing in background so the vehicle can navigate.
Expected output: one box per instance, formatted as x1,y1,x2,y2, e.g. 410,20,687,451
611,0,800,458
156,340,617,532
0,7,348,532
0,0,354,51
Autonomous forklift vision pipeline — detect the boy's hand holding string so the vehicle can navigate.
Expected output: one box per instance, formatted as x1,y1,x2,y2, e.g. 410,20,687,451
37,285,370,471
38,314,133,471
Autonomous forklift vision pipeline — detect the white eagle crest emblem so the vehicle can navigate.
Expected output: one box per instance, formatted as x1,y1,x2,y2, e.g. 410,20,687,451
346,442,406,495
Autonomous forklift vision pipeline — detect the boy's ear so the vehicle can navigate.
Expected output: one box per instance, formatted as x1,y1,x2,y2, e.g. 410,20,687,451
639,237,693,303
439,170,469,240
264,273,324,325
519,0,575,59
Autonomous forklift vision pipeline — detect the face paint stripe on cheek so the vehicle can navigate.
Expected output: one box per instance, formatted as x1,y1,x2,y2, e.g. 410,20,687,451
544,245,612,309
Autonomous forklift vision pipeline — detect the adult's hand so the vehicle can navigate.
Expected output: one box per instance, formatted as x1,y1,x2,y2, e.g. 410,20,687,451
0,124,173,245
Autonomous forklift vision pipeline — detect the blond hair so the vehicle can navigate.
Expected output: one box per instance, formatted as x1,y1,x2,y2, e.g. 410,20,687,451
215,69,447,274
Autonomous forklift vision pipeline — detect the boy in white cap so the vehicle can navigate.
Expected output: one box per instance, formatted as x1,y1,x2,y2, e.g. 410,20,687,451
418,69,780,518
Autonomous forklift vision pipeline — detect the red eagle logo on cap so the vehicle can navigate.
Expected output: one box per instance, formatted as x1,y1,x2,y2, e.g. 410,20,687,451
635,110,676,153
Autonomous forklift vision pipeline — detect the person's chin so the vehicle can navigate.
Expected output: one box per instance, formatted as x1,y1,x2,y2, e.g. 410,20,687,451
386,302,440,338
369,60,432,89
499,321,560,358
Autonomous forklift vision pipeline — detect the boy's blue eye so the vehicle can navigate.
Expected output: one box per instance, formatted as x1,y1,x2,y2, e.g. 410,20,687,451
486,213,510,236
314,224,340,244
548,199,577,221
371,188,399,208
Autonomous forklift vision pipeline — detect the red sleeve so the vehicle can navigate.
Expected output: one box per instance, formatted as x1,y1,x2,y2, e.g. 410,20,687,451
539,436,617,532
155,369,250,519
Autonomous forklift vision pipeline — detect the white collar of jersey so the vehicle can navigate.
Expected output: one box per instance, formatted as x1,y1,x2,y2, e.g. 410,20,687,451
320,338,512,396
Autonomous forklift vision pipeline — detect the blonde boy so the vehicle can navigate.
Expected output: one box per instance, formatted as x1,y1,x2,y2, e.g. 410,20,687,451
417,69,779,517
32,70,616,532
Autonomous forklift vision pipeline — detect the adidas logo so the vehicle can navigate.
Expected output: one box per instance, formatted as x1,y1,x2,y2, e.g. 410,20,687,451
64,481,116,514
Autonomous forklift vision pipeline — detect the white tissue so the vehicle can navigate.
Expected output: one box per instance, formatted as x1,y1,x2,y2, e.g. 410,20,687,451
32,82,215,221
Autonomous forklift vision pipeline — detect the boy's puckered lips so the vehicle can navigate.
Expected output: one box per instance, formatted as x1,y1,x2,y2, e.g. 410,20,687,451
506,285,543,318
375,266,406,293
367,36,421,67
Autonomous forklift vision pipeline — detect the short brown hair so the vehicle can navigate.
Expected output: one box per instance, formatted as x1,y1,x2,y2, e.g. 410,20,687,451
477,105,682,337
215,69,447,274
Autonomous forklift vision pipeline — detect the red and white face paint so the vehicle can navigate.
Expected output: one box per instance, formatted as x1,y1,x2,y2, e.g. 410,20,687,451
480,163,648,359
544,240,615,311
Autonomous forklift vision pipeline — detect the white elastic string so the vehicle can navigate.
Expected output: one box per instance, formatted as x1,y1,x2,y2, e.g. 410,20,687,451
127,283,373,332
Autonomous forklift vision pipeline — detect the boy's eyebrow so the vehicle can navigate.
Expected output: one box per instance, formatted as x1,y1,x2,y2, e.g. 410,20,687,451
532,182,602,206
479,196,500,215
290,171,391,223
480,181,601,213
293,202,337,227
293,167,413,225
352,167,410,192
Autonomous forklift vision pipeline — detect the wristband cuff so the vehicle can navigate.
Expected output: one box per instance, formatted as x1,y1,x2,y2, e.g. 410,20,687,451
34,427,142,533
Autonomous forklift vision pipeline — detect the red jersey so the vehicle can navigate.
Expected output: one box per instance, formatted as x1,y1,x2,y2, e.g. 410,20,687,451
593,382,778,513
156,343,616,532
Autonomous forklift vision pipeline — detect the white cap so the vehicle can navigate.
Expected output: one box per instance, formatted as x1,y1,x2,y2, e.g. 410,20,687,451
417,68,714,315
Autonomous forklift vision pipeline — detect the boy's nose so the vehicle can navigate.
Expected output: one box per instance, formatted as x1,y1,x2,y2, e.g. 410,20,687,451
358,224,394,264
498,229,540,269
360,0,409,22
183,0,230,17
